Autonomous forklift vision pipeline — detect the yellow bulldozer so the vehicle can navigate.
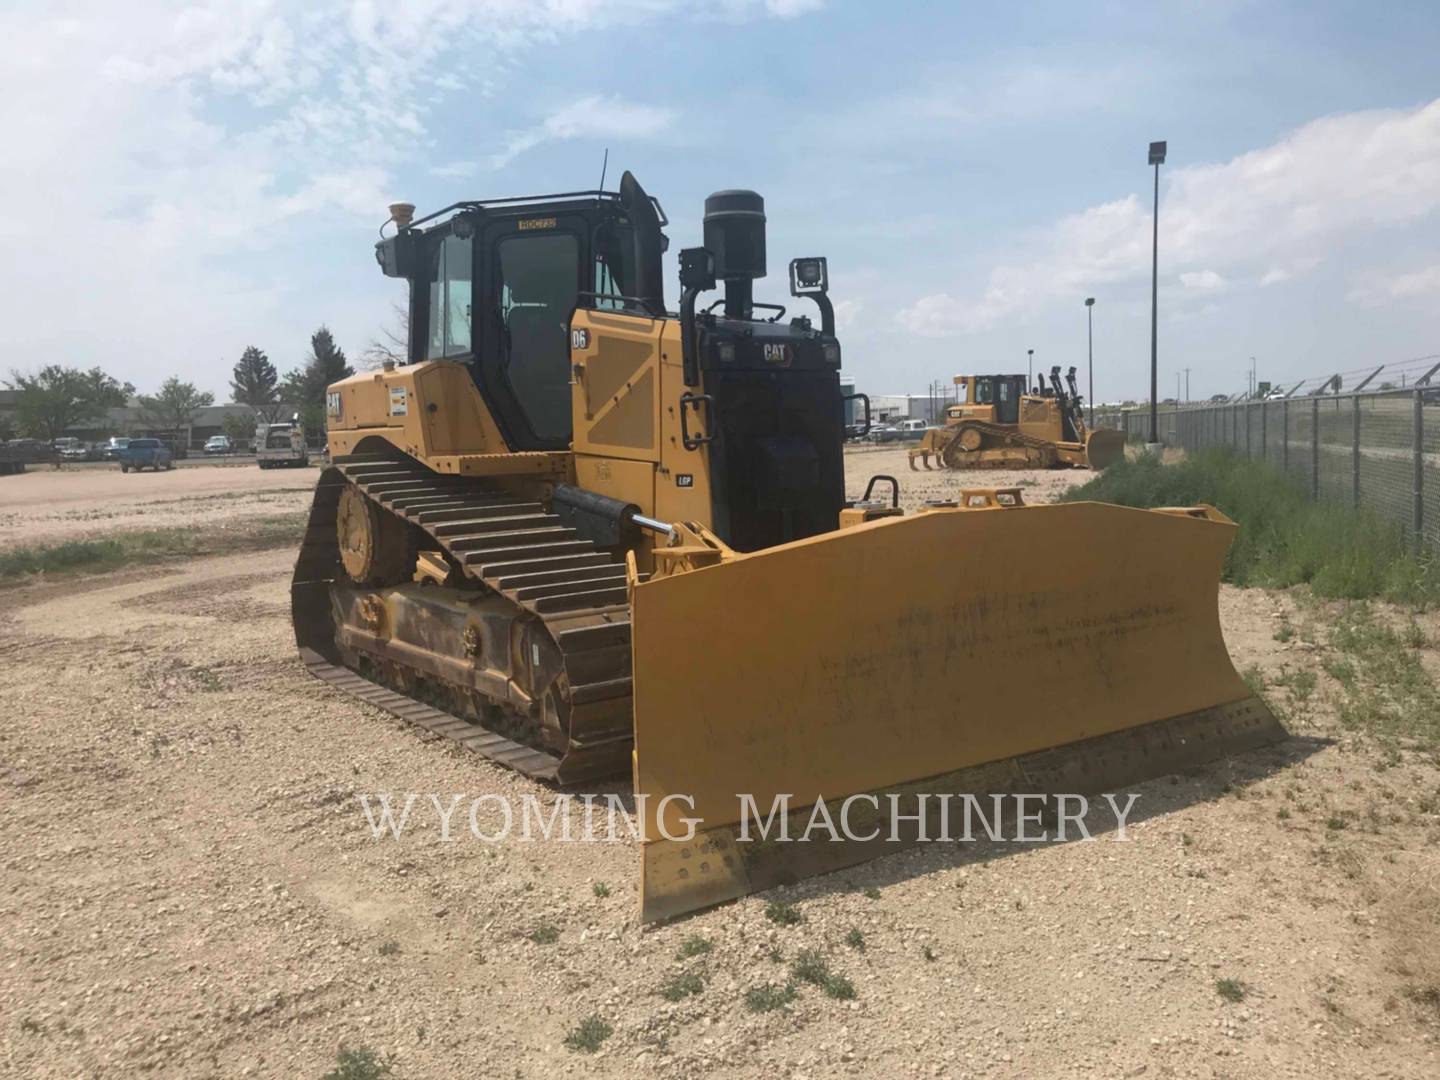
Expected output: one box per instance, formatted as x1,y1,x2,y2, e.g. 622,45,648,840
292,172,1283,922
909,370,1125,470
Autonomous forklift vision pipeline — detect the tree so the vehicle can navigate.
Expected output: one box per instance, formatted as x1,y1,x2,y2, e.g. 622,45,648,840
138,377,215,440
361,303,409,370
222,412,256,449
283,326,354,434
6,365,130,455
230,346,281,423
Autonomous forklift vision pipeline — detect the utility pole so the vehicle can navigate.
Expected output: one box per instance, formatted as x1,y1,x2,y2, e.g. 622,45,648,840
1184,367,1191,403
1085,297,1096,428
1147,140,1167,448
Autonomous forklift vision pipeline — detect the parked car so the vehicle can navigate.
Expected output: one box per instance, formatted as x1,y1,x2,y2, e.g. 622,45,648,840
118,437,174,472
101,437,132,460
55,438,102,462
204,435,233,456
871,418,931,443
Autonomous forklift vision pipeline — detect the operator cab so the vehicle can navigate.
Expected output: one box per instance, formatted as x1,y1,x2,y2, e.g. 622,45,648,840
954,374,1029,425
375,173,847,552
375,171,668,452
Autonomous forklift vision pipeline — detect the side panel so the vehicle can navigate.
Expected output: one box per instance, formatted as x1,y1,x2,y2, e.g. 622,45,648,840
568,310,716,529
656,341,718,527
326,361,511,462
570,310,663,462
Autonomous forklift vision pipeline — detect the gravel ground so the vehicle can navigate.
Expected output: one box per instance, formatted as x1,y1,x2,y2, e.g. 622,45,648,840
1,450,1436,1078
0,461,319,548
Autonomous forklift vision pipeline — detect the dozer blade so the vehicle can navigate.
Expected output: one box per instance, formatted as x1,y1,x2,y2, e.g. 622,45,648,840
631,501,1284,922
1084,429,1127,469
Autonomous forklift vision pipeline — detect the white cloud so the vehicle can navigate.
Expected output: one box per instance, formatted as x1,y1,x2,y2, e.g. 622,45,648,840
1348,264,1440,305
0,0,814,394
486,95,677,170
1179,270,1226,291
832,298,863,332
895,98,1440,336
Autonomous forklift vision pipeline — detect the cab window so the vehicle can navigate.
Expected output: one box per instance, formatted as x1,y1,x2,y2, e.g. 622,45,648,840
426,233,472,359
497,232,580,442
590,224,634,311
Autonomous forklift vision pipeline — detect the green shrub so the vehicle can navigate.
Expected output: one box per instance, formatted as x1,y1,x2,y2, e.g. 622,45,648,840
744,982,797,1013
658,971,704,1002
563,1015,612,1053
764,900,802,926
322,1046,392,1080
675,935,712,960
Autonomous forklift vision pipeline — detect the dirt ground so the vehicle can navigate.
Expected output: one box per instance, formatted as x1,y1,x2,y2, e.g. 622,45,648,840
1,456,1437,1078
0,461,319,548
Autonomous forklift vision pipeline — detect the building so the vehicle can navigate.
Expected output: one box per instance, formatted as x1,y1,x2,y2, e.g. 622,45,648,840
0,392,301,449
865,393,949,425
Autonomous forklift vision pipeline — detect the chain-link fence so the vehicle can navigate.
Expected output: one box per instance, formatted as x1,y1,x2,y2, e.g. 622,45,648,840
1123,390,1439,550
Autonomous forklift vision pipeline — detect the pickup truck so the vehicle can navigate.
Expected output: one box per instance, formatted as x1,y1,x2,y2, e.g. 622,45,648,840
119,438,174,473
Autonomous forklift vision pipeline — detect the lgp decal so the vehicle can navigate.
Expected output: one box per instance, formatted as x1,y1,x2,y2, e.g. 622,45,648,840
676,473,694,488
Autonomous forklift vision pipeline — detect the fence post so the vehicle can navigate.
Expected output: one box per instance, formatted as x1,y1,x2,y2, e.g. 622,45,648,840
1414,390,1424,546
1311,396,1320,500
1282,399,1289,474
1352,396,1361,509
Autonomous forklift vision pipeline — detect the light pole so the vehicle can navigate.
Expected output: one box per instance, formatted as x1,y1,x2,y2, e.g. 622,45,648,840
1148,140,1166,448
1184,367,1191,403
1027,348,1034,389
1249,356,1256,399
1084,297,1095,427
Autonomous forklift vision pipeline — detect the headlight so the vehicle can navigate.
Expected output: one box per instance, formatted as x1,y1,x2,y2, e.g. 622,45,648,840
823,342,841,366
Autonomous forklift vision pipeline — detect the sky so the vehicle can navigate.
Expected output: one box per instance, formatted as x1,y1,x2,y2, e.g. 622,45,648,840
3,0,1438,404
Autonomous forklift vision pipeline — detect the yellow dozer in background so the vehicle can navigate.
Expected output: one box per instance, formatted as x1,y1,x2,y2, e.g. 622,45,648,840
909,370,1125,470
291,172,1283,922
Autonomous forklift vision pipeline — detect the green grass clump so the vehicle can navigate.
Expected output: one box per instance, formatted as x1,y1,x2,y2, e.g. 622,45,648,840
322,1046,392,1080
790,948,858,1000
1327,603,1440,748
1215,978,1246,1003
563,1015,612,1053
675,935,712,960
845,928,865,951
1062,449,1440,606
527,924,559,945
0,516,305,584
591,882,611,898
764,900,802,926
744,982,797,1013
658,971,704,1002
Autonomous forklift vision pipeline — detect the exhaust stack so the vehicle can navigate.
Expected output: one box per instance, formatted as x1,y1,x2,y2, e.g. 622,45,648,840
703,190,766,319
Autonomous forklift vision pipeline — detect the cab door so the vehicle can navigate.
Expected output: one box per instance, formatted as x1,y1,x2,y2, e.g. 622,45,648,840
475,215,591,451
